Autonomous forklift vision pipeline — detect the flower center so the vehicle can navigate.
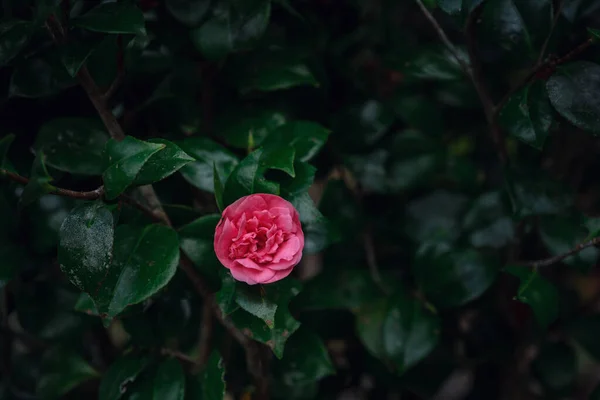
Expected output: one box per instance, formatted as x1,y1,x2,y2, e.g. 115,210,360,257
228,214,286,264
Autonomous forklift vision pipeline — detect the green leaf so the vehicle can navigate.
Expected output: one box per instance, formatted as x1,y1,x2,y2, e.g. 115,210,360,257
166,0,211,27
99,355,150,400
178,137,239,193
0,134,15,168
293,269,380,311
178,214,221,286
505,266,558,329
133,139,194,185
103,136,165,200
72,2,146,35
58,201,115,298
201,351,226,400
414,245,499,308
9,54,75,98
191,0,271,60
0,20,33,66
532,342,577,391
74,293,99,316
263,121,330,162
401,48,466,83
153,359,185,400
547,61,600,134
34,118,109,175
60,34,112,77
37,347,99,400
237,54,319,93
214,163,225,211
462,191,515,249
216,270,239,315
274,326,334,385
222,148,280,206
539,215,599,271
215,109,288,149
234,284,278,328
355,290,440,374
103,224,180,317
499,81,553,149
20,152,55,207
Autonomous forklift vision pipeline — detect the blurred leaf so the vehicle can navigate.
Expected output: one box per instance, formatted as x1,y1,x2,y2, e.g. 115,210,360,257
201,351,225,400
178,137,239,193
72,2,146,35
509,167,573,218
414,244,499,308
499,81,553,149
532,342,577,391
264,121,330,162
9,55,75,98
274,326,334,385
133,139,194,185
570,315,600,360
178,214,222,286
166,0,211,27
0,20,33,66
437,0,484,16
58,201,115,300
60,34,113,77
332,100,394,149
462,191,515,249
563,0,600,22
0,244,23,287
73,292,99,316
215,108,287,149
346,150,387,194
37,347,99,399
214,163,225,211
293,269,380,311
401,47,466,82
99,355,150,400
153,358,185,400
103,136,165,200
191,0,271,60
540,215,599,271
355,290,440,374
20,152,55,208
547,61,600,134
0,134,15,168
505,266,558,328
33,118,109,175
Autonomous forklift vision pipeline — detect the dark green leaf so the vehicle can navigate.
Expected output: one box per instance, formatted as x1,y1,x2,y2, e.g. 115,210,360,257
73,293,99,316
0,134,15,168
540,215,599,271
216,270,239,315
215,109,288,149
264,121,330,162
532,342,577,390
401,48,466,82
178,214,221,286
0,20,33,66
355,290,440,374
178,137,239,193
103,224,180,317
99,355,150,400
414,244,499,308
20,152,55,207
547,61,600,134
200,351,225,400
153,358,185,400
0,244,23,288
72,2,146,35
103,136,165,200
499,81,553,149
508,167,573,218
166,0,211,27
34,118,109,175
58,201,115,298
505,266,558,328
133,139,195,185
191,0,271,60
214,163,225,211
462,191,515,249
237,55,319,93
37,347,99,400
274,327,334,385
293,269,380,311
60,34,111,77
9,55,75,98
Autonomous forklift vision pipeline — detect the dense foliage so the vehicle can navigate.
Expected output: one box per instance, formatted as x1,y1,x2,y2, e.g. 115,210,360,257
3,0,600,399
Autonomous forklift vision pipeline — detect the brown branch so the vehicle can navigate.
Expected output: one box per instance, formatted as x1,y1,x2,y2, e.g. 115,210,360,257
0,169,104,200
161,348,200,366
518,237,600,268
195,301,213,371
414,0,473,80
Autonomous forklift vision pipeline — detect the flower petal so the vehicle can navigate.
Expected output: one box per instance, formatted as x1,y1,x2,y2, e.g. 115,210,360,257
229,262,276,285
261,267,294,284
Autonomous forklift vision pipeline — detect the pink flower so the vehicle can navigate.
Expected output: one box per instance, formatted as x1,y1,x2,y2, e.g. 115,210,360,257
214,193,305,285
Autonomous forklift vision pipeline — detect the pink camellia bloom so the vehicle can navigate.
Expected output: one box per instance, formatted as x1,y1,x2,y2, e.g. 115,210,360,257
214,193,305,285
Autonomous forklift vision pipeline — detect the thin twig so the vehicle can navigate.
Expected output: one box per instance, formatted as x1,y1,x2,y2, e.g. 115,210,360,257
518,237,600,268
414,0,473,80
537,0,566,65
0,169,105,200
194,301,213,372
161,348,200,365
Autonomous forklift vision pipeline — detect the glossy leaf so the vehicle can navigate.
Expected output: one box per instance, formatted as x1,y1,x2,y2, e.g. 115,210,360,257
58,201,115,297
60,34,112,77
499,81,553,149
0,20,33,66
99,355,150,400
414,244,499,308
200,351,226,400
355,291,440,374
237,57,319,93
72,2,146,35
34,118,109,175
153,359,185,400
102,136,165,200
505,266,558,329
215,108,288,149
178,137,239,193
133,139,194,185
37,347,99,399
178,214,221,285
263,121,330,162
166,0,211,27
547,61,600,134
